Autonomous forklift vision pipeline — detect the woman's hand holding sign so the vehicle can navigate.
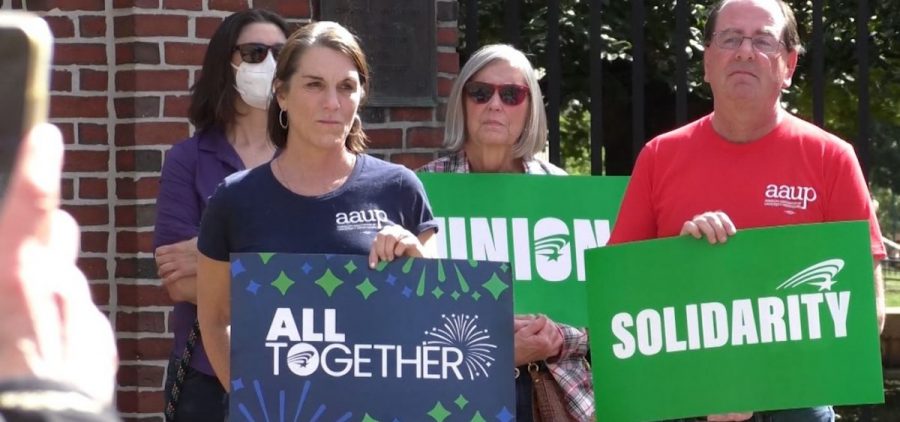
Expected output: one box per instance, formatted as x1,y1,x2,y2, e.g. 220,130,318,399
368,224,437,269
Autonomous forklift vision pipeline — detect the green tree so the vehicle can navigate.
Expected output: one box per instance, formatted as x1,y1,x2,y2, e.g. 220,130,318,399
462,0,900,230
464,0,712,175
460,0,900,176
785,1,900,237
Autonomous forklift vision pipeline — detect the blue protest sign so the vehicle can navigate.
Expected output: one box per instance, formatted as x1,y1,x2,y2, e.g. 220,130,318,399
230,253,515,422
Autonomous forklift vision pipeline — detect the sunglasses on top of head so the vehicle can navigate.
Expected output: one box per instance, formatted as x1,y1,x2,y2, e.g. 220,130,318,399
463,81,530,106
233,43,284,64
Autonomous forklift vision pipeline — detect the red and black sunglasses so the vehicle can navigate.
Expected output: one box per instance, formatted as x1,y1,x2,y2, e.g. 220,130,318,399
463,81,530,106
233,43,284,64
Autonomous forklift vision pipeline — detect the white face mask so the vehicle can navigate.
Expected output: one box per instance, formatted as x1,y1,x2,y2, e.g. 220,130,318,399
232,52,277,110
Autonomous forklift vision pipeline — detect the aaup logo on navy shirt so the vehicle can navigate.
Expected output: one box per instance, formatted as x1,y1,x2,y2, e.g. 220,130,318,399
334,208,390,232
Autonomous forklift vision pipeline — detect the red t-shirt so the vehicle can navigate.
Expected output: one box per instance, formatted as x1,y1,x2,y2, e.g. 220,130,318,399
609,113,886,260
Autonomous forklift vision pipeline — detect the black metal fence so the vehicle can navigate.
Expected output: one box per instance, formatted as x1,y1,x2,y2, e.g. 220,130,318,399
459,0,875,176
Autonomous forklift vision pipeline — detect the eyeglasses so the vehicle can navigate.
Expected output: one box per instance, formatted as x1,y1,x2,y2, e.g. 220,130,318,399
463,81,530,106
711,30,785,55
233,43,284,64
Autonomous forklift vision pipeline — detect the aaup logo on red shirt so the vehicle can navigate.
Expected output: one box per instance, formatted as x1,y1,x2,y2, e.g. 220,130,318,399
763,184,818,212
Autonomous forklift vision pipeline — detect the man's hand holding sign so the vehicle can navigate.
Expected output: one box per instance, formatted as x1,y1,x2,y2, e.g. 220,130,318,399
602,0,887,420
679,211,737,245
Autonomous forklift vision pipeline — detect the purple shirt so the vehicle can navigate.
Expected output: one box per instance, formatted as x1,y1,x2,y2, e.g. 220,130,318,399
153,126,243,376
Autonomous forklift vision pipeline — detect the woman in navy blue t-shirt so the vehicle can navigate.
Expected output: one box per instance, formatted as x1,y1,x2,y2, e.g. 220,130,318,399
196,21,439,391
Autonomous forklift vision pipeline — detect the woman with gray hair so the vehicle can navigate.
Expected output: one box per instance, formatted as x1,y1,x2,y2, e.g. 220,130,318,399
421,44,563,174
419,44,593,421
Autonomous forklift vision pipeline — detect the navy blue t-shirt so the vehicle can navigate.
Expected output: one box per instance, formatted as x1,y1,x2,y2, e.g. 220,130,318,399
198,154,438,261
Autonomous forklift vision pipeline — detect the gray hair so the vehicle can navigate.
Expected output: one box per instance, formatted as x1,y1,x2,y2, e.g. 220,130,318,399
443,44,548,160
704,0,804,54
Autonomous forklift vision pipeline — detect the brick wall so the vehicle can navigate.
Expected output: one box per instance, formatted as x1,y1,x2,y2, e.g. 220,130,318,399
5,1,458,420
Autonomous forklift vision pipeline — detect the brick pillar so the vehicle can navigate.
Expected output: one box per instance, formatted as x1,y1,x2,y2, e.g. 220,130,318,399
368,0,459,168
9,0,457,420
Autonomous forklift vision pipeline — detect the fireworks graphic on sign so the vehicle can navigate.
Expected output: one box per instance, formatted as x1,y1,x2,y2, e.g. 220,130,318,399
423,313,497,380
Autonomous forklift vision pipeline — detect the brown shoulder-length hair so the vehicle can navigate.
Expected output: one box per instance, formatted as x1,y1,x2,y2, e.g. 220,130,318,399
267,21,370,153
188,9,289,132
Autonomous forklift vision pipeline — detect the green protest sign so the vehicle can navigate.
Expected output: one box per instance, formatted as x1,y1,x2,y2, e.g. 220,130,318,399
420,173,628,326
585,221,883,421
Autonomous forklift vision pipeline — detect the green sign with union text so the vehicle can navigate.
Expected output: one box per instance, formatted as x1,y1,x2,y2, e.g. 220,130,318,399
586,221,884,422
419,173,628,326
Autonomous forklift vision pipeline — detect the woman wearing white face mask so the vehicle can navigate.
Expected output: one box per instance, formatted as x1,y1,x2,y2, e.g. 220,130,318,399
152,9,289,422
233,42,278,109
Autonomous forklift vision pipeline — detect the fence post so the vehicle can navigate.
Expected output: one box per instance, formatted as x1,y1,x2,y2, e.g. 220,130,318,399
590,0,604,175
630,0,645,164
546,0,561,166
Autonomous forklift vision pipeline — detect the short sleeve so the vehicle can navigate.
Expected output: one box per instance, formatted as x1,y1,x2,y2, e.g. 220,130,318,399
823,142,886,260
399,169,440,235
609,142,659,244
197,182,231,262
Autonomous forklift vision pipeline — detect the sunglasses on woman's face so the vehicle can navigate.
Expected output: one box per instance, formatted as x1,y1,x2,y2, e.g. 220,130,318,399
463,81,530,106
233,43,284,64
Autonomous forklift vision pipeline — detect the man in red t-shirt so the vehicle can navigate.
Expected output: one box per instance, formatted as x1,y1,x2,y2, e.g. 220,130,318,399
609,0,886,421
